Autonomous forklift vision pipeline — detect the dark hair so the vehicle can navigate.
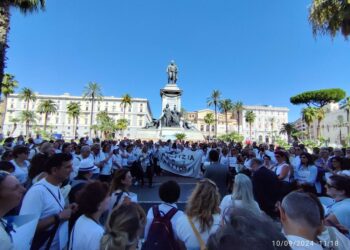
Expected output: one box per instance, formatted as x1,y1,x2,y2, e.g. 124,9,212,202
300,153,314,166
77,181,109,215
331,156,344,170
263,155,271,161
159,180,180,203
1,151,13,161
0,161,15,173
29,153,49,179
209,149,219,162
274,150,290,164
207,208,290,250
12,145,29,158
329,175,350,197
45,153,73,174
62,143,71,153
111,169,130,193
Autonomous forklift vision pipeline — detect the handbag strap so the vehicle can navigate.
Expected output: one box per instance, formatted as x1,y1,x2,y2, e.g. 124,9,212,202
187,216,206,250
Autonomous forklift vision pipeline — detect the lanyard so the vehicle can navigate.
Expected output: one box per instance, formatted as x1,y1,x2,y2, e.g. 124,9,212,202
39,184,64,211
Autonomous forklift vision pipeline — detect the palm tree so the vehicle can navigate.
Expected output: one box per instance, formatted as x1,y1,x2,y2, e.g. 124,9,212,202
204,112,215,140
10,117,19,136
19,110,36,137
280,123,296,143
302,107,318,139
316,107,326,139
83,82,103,137
19,87,36,111
67,102,80,139
37,100,57,131
219,99,233,133
207,90,221,138
120,94,132,118
0,0,45,96
309,0,350,38
245,110,256,140
1,73,18,129
232,101,244,135
116,118,128,138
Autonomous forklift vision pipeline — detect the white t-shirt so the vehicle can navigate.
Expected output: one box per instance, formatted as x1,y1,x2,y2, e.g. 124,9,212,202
0,220,13,250
10,159,30,185
275,163,290,182
108,190,138,213
318,226,350,249
69,215,104,250
20,178,65,250
219,155,229,166
90,152,106,174
144,203,184,240
220,195,261,219
328,198,350,233
175,213,221,249
100,153,113,175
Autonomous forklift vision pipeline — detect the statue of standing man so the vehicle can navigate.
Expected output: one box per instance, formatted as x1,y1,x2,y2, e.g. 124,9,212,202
166,60,178,84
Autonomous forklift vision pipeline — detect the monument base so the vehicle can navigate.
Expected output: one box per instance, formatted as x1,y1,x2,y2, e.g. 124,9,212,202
136,127,205,141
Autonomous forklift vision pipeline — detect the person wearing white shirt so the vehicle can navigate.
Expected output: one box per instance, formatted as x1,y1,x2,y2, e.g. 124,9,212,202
220,174,261,221
279,191,323,250
143,181,183,243
108,169,137,214
69,182,110,250
0,171,26,250
10,145,30,186
20,153,77,250
219,147,230,167
90,144,107,178
175,179,221,249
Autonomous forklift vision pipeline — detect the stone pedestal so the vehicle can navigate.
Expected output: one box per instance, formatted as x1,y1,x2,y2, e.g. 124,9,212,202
160,84,182,115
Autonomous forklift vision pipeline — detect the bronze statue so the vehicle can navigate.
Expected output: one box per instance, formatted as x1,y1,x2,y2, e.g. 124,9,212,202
166,60,178,84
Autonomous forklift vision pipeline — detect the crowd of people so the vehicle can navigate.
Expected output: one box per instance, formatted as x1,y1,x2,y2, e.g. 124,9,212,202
1,134,350,250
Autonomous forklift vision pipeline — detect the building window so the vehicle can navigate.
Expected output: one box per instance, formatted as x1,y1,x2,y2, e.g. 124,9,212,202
85,118,88,125
139,120,143,126
85,107,88,111
200,125,204,131
211,126,215,132
56,118,59,124
128,106,132,112
206,125,209,131
140,104,143,112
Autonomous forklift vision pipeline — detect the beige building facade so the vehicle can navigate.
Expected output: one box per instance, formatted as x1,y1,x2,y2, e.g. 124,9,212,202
3,93,153,139
186,105,289,142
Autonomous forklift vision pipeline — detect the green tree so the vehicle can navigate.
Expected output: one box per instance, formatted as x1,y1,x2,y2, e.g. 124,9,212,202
316,107,326,138
302,107,318,139
309,0,350,38
218,132,244,143
37,100,57,131
219,98,233,134
245,110,256,140
207,90,221,138
0,0,45,95
96,111,116,139
232,101,244,135
1,73,18,129
19,110,36,137
19,87,36,111
10,117,19,136
120,94,132,118
67,102,80,139
204,112,215,139
175,133,186,141
280,123,296,143
290,88,346,107
83,82,103,137
116,118,128,138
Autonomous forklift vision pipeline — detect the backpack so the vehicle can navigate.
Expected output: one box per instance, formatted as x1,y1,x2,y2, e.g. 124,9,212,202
142,205,179,250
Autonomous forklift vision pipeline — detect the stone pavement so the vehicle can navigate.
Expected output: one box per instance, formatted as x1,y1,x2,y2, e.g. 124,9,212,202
129,174,199,212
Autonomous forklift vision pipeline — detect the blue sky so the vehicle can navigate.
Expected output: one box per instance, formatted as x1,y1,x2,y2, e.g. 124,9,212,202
6,0,350,120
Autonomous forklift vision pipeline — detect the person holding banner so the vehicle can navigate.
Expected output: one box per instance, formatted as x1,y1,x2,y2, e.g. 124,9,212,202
0,170,26,250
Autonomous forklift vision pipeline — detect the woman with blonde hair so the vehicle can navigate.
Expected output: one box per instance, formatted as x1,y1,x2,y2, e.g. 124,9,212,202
175,178,221,249
220,173,261,220
100,202,146,250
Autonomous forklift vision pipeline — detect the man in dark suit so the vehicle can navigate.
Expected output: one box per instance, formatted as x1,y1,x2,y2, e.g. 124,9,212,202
204,149,231,198
250,158,281,218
